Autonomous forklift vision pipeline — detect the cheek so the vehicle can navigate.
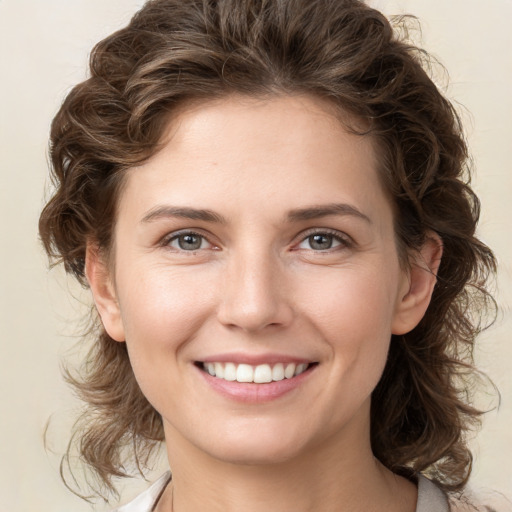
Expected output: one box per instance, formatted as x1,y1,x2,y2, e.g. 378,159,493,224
114,266,218,414
296,265,399,385
115,265,216,366
298,265,400,336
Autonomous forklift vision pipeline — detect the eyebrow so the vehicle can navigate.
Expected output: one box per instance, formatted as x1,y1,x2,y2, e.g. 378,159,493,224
141,206,227,224
140,202,371,225
286,203,371,224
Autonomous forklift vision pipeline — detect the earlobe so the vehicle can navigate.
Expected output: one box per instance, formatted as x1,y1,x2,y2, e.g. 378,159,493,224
392,232,443,335
85,244,126,342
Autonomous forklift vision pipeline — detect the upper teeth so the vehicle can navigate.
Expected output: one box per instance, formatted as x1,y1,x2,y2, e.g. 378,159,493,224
203,362,309,383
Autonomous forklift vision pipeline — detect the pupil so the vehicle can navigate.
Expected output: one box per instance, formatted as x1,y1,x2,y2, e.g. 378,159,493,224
310,234,332,250
179,234,201,250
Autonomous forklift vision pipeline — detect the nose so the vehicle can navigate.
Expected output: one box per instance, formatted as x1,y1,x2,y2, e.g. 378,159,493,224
216,249,294,333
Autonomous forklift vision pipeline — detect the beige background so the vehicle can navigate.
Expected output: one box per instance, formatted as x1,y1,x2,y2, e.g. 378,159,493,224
0,1,510,510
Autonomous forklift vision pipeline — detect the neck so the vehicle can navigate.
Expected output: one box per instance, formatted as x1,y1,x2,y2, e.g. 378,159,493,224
158,410,417,512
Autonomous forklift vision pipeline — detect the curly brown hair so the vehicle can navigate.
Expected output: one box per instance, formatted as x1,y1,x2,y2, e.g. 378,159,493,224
39,0,496,501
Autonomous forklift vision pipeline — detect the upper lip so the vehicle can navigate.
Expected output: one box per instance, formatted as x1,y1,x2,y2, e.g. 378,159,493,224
197,352,315,365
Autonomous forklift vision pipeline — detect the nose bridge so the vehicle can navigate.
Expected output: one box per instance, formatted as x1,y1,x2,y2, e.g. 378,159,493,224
218,242,292,332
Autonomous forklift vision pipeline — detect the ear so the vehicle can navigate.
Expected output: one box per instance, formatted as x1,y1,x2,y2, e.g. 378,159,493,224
392,232,443,335
85,243,126,342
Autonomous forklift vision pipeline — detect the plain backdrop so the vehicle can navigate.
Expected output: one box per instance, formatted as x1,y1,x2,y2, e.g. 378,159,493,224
0,1,511,510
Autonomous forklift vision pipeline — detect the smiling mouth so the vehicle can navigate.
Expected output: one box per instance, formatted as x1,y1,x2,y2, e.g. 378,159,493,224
196,361,316,384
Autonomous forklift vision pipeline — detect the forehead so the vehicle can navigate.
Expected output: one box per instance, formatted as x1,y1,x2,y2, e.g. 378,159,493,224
158,94,372,161
119,94,389,225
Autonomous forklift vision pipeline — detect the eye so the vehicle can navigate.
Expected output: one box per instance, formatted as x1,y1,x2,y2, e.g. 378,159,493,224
166,232,212,251
296,231,350,251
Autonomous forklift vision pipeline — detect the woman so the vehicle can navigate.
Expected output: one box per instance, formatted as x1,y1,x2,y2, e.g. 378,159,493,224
39,0,501,510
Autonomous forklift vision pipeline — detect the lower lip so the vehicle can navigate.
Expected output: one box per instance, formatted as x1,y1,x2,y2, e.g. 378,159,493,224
196,364,316,403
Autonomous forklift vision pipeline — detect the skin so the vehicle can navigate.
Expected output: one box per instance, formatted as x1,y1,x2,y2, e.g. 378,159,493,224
87,94,441,512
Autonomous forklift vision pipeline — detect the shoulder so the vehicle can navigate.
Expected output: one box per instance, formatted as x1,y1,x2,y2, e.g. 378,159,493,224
448,487,512,512
416,475,512,512
111,472,172,512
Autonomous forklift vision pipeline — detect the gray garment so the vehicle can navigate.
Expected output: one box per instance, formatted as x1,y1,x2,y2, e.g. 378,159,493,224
113,472,449,512
417,474,450,512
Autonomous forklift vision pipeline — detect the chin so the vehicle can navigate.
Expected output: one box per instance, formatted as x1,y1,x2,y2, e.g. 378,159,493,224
210,441,304,466
195,420,317,466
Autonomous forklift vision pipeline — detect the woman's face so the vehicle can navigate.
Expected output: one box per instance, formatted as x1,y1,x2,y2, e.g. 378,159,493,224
93,95,423,466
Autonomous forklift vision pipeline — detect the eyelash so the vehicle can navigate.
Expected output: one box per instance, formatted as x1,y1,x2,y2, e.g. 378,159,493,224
295,228,353,252
160,228,353,254
161,230,216,252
